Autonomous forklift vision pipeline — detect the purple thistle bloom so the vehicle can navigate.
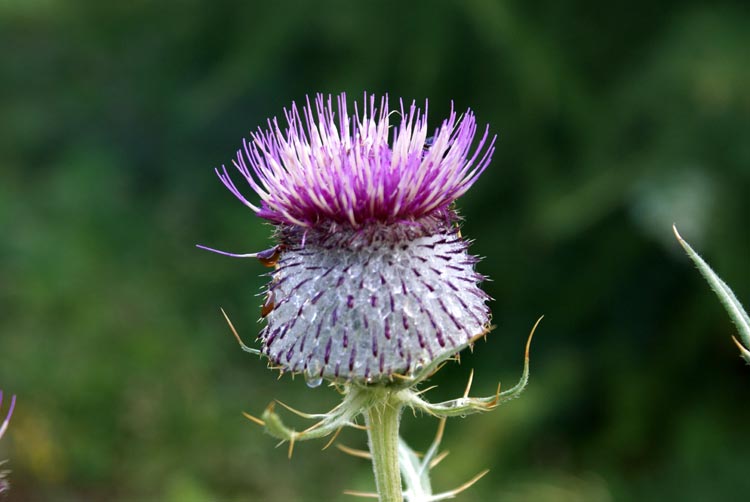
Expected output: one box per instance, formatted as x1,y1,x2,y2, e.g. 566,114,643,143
215,93,495,384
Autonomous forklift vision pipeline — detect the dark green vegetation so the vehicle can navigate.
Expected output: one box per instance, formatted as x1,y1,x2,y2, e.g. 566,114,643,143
1,1,749,500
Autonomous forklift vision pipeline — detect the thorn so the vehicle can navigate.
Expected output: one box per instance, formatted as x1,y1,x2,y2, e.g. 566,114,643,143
428,361,448,378
732,335,743,350
434,417,447,445
336,444,372,460
672,224,682,241
487,382,502,408
342,490,379,498
463,369,475,398
349,423,369,431
468,324,493,345
429,450,450,469
732,335,750,354
242,412,265,427
390,372,411,381
329,401,346,412
526,315,543,360
420,418,447,474
287,435,296,459
221,308,260,354
440,469,490,498
322,427,343,450
276,400,316,418
220,307,240,342
301,420,325,434
415,385,438,396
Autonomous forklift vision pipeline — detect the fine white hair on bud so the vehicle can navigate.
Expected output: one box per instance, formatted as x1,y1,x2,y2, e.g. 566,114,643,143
209,92,496,384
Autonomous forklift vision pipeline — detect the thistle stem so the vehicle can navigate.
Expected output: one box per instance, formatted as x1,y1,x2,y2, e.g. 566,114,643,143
364,388,403,502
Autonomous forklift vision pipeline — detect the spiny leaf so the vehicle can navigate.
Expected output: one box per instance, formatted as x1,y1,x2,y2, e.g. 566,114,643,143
674,225,750,364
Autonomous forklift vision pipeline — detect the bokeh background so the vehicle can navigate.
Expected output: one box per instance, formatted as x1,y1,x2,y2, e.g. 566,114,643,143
2,0,749,500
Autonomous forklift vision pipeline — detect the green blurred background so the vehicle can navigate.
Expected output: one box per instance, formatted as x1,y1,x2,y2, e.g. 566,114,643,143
1,0,749,500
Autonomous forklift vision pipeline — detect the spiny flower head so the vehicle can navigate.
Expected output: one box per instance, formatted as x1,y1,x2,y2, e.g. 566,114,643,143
214,93,496,385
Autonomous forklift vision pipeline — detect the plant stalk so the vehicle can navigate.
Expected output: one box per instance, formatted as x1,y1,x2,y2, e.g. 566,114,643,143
364,388,403,502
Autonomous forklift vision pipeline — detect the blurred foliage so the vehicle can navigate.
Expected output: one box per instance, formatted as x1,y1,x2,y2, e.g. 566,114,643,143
1,0,749,500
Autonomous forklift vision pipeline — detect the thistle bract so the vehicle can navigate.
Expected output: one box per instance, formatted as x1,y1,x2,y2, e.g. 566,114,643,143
216,93,495,383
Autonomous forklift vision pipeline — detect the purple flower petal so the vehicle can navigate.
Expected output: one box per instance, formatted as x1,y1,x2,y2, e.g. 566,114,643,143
217,93,495,228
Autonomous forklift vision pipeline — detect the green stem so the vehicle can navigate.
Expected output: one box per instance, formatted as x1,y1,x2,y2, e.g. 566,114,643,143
364,388,403,502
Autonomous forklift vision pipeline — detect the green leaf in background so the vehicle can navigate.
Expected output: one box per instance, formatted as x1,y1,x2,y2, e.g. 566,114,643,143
674,225,750,363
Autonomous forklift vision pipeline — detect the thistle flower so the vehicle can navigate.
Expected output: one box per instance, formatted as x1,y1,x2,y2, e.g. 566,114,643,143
212,93,496,385
205,93,540,502
0,390,15,494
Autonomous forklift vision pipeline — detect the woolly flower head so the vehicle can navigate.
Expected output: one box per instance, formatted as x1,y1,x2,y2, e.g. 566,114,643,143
216,93,496,385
